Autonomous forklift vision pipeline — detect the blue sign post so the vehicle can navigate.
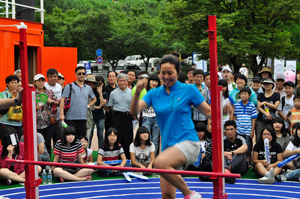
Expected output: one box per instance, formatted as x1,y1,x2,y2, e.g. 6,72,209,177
97,56,103,64
96,49,102,57
84,63,91,74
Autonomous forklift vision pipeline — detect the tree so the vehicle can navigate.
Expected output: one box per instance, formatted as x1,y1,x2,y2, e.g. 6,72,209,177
161,0,300,75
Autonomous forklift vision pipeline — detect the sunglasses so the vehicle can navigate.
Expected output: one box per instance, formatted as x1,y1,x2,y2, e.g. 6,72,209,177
77,72,86,76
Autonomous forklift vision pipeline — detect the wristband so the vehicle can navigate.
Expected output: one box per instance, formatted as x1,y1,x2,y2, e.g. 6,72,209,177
232,151,234,156
87,105,90,109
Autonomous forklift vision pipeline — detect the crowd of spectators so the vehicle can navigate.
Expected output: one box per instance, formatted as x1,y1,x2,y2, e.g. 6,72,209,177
0,62,300,187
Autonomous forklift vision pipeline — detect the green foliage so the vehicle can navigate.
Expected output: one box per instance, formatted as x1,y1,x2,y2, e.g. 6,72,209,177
161,0,300,75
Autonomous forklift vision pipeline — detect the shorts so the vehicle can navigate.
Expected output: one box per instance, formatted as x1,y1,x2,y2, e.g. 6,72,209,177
174,140,201,167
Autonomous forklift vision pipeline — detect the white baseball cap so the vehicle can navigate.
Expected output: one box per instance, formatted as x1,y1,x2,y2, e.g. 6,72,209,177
222,66,232,73
34,74,45,81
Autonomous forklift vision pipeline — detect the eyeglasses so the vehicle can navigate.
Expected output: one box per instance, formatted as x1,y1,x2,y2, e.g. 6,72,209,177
77,72,86,76
262,133,272,136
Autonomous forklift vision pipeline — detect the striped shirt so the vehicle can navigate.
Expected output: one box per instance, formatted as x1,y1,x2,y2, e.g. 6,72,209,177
234,101,257,135
53,139,84,162
98,145,124,161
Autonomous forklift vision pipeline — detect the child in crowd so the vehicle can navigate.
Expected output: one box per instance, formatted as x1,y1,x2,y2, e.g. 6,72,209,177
79,136,93,163
185,122,212,173
287,95,300,140
278,81,295,133
252,127,283,184
272,117,290,151
97,127,130,177
276,125,300,181
52,126,93,182
130,126,155,172
233,87,257,166
20,132,50,162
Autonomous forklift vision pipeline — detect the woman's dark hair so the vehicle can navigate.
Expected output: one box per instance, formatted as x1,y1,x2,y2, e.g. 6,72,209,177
218,79,229,99
146,74,161,91
178,72,186,83
0,126,20,158
272,117,287,137
103,127,119,149
296,69,300,86
96,75,105,85
61,126,78,146
257,126,276,147
195,122,208,140
134,126,152,147
292,125,300,147
5,75,20,86
159,54,181,74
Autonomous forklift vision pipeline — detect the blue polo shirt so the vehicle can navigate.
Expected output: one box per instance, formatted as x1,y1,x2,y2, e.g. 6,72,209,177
143,81,205,151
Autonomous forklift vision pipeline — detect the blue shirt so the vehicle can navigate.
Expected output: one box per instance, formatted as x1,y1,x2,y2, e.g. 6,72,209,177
143,81,205,151
62,82,95,120
107,87,132,112
234,101,258,135
229,87,257,106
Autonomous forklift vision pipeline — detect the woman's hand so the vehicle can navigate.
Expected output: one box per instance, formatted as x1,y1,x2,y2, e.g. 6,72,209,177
139,165,146,169
7,145,15,154
36,105,43,110
135,79,147,94
97,85,103,93
265,112,273,120
262,160,269,167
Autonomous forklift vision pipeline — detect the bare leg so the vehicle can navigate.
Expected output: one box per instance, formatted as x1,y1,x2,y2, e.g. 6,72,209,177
254,163,268,176
154,146,192,198
274,167,283,175
286,161,295,170
0,168,25,182
160,176,177,199
74,168,93,178
53,168,89,181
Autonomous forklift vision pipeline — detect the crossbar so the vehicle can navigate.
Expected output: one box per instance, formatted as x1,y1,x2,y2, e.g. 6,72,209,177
6,159,240,178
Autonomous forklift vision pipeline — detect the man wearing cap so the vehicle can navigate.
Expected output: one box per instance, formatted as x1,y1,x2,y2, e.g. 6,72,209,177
57,73,65,91
250,76,263,96
104,71,118,131
222,66,236,92
44,68,63,150
59,66,96,138
107,73,133,159
274,73,286,98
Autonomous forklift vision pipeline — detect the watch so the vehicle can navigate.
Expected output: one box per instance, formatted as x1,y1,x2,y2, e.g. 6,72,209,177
232,151,234,156
14,97,19,105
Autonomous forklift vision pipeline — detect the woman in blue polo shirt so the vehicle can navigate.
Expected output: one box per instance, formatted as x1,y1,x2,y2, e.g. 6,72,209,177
130,53,211,199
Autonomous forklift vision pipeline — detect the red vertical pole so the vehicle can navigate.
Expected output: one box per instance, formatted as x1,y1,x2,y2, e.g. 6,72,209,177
208,16,227,199
18,23,40,199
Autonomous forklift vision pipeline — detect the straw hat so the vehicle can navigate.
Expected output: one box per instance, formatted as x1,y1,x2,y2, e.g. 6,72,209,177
84,74,102,87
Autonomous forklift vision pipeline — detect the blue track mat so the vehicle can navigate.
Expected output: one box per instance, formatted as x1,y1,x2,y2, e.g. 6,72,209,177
1,178,300,199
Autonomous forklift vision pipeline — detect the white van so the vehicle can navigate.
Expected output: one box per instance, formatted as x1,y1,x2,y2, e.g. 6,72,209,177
139,57,160,73
124,55,147,66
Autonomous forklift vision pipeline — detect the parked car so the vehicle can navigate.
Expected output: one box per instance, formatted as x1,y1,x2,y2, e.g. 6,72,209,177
139,57,160,73
124,55,147,66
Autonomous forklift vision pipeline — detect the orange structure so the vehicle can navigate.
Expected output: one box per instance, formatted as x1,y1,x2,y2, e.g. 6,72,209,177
0,17,77,91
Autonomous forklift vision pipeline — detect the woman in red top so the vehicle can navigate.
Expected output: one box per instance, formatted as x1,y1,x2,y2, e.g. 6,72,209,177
52,126,93,182
0,126,41,185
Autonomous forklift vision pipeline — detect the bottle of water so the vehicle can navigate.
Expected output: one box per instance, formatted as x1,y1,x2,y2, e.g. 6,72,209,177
42,169,47,185
47,169,52,184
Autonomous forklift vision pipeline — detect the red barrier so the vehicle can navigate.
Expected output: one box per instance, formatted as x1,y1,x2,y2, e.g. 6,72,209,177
6,159,241,178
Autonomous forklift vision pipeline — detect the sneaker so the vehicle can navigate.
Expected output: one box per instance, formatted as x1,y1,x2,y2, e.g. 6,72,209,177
224,170,235,184
6,179,11,186
258,176,275,184
286,169,293,173
184,191,202,199
266,168,275,179
276,175,287,182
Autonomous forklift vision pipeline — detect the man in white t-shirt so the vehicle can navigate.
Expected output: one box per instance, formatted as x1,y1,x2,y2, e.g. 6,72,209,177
44,68,63,156
222,66,236,92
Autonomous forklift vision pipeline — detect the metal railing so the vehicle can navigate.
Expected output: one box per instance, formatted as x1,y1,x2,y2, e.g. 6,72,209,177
0,0,44,23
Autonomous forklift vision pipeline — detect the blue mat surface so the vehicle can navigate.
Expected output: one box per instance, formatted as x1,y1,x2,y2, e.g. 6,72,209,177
1,178,300,199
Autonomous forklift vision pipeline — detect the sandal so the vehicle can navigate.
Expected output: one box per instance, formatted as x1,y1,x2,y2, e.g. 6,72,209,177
59,177,64,182
85,175,92,181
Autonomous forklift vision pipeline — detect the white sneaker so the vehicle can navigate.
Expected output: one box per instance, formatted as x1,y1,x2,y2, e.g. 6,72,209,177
286,169,293,173
258,176,275,184
184,191,202,199
266,167,275,179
